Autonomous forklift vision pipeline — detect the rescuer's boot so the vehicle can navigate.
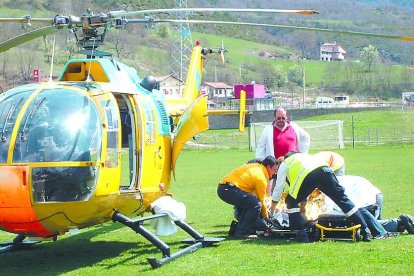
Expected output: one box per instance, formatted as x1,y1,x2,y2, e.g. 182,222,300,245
399,214,414,234
295,229,310,243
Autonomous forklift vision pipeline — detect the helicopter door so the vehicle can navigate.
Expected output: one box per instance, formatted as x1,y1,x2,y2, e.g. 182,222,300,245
171,95,208,173
114,94,137,189
94,96,122,197
134,95,165,191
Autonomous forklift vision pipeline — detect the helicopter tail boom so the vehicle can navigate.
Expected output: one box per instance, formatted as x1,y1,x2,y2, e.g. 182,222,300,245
165,44,205,116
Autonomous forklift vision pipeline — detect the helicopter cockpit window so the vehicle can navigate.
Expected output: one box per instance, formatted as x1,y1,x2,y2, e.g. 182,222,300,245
13,89,101,163
101,99,119,167
0,88,32,163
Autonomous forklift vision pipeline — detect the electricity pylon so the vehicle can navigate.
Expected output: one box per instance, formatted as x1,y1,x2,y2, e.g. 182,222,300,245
169,0,193,86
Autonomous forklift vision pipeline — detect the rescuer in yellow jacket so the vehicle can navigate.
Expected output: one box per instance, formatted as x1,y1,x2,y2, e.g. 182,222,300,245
217,156,278,239
313,151,345,176
270,152,372,242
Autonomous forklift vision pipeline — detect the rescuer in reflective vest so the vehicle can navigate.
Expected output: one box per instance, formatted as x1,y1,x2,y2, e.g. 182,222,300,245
270,152,373,242
313,151,345,176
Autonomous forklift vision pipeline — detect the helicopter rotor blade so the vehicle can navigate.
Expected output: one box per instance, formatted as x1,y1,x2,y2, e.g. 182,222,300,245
0,17,54,24
142,19,414,42
122,8,319,17
0,26,58,53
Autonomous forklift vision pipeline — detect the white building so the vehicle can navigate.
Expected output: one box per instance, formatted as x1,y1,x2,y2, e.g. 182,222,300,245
202,82,233,100
320,42,346,61
155,75,185,98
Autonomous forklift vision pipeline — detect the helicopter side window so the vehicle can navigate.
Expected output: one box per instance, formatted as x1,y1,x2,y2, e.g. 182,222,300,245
13,89,101,163
142,98,156,143
102,100,119,167
120,111,132,147
0,89,31,163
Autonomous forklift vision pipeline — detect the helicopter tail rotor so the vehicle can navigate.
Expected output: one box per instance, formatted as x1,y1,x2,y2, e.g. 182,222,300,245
219,40,226,64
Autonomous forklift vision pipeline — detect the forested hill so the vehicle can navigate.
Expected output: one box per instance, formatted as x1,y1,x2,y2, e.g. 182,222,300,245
190,0,414,63
0,0,412,63
0,0,413,98
1,0,413,62
359,0,414,9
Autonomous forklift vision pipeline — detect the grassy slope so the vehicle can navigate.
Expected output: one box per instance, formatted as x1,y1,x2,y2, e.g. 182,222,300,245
192,31,328,85
0,10,408,91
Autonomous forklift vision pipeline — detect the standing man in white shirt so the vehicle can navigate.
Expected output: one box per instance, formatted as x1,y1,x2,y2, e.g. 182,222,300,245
256,107,310,195
256,107,310,160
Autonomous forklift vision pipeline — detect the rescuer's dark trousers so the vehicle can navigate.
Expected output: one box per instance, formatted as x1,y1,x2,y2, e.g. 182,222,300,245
217,183,266,237
285,166,371,236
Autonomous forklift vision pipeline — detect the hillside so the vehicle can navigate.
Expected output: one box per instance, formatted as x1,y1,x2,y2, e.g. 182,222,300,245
0,0,413,99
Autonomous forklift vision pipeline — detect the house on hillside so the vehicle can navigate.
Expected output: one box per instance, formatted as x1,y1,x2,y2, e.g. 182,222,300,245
202,82,233,100
155,75,185,98
320,42,346,61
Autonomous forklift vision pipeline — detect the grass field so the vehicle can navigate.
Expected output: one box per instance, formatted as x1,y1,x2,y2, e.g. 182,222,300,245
1,145,413,275
189,109,414,151
302,109,414,144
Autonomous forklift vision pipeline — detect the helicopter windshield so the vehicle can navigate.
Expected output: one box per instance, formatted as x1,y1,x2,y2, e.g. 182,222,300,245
13,88,101,163
0,87,33,163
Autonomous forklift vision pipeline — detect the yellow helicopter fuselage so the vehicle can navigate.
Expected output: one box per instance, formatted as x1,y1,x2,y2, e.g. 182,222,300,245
0,47,208,238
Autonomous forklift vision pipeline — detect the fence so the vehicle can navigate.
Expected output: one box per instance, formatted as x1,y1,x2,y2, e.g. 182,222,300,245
184,121,414,151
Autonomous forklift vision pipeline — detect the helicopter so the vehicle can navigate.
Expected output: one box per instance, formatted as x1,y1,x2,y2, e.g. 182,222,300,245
0,7,326,268
0,7,413,268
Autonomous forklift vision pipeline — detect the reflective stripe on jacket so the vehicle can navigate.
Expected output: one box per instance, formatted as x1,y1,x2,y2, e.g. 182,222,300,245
313,151,344,172
285,153,326,198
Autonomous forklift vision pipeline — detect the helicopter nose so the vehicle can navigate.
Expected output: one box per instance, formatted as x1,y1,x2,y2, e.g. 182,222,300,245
0,166,53,237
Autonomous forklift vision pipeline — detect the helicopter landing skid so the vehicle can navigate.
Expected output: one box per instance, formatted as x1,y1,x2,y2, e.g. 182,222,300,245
112,211,224,269
0,234,41,253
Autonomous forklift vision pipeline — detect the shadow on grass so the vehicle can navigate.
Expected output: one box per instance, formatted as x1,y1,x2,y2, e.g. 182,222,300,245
0,222,204,274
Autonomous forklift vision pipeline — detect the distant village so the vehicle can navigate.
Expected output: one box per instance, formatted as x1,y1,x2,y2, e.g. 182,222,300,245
156,42,351,111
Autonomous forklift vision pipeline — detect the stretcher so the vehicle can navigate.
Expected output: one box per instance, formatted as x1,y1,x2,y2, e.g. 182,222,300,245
269,215,362,242
315,223,361,242
314,216,361,242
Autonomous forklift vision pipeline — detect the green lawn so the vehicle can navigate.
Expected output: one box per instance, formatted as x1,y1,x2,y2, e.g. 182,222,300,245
302,109,414,146
1,145,413,275
191,109,414,151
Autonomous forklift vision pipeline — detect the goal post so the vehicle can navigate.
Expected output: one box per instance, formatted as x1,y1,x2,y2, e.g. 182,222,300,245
249,120,345,151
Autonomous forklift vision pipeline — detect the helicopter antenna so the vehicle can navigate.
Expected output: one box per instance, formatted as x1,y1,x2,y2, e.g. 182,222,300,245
86,39,97,83
48,35,56,83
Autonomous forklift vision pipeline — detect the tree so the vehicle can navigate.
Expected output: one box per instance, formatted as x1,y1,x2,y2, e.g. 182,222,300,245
65,35,78,60
271,65,288,88
288,65,303,86
155,23,171,38
40,36,60,64
18,49,35,80
1,53,8,78
361,45,379,72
